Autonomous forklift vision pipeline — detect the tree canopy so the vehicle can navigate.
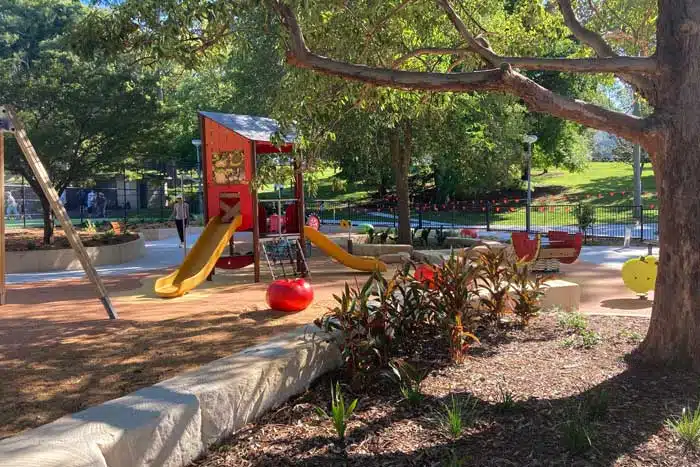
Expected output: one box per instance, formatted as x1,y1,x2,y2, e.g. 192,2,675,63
0,0,167,240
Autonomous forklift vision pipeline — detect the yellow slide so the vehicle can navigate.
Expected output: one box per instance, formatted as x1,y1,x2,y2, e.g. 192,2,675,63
303,226,387,272
155,215,243,298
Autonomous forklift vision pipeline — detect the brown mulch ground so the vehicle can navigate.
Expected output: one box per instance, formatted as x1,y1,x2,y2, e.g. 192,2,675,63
0,257,376,439
193,314,700,467
5,228,139,251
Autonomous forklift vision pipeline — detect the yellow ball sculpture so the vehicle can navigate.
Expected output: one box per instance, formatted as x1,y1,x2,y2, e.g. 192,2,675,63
621,255,658,297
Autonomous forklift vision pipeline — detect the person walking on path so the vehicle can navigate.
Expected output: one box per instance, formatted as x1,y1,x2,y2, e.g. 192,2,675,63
5,191,19,220
172,195,189,247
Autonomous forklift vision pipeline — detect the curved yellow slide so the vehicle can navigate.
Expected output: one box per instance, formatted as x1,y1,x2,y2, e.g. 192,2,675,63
303,226,387,272
155,215,243,298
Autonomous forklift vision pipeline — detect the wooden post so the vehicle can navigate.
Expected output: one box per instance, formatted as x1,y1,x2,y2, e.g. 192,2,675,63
252,141,260,283
5,106,117,319
0,131,6,305
294,157,307,276
200,115,215,282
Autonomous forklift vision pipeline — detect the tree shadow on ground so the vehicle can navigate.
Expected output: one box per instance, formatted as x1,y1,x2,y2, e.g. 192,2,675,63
246,362,699,466
0,309,303,439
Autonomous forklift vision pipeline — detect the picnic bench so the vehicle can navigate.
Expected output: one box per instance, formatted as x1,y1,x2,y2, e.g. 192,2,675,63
511,231,583,272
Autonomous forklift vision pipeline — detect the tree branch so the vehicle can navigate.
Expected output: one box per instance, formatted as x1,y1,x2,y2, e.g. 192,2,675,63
556,0,658,104
500,70,648,145
557,0,617,57
271,0,654,149
439,0,658,102
394,47,657,73
287,51,507,92
435,0,499,65
393,47,471,68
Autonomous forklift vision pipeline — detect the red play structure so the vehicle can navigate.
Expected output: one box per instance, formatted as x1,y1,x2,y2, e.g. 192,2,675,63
199,111,307,282
156,112,385,301
511,231,583,272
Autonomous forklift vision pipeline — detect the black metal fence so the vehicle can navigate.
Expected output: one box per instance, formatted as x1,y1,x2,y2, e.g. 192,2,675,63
305,199,659,242
4,183,659,242
4,179,204,229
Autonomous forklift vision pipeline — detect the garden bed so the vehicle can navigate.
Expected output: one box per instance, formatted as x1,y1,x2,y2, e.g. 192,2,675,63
192,313,700,467
5,228,139,252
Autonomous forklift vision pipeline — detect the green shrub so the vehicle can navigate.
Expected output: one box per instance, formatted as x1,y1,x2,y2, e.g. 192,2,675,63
580,329,602,348
558,312,588,334
315,382,358,443
562,414,594,454
366,226,376,244
378,228,391,244
438,395,478,438
618,329,643,343
315,274,395,379
558,313,602,348
84,219,97,235
496,384,517,412
575,203,596,239
421,254,481,363
511,265,548,326
475,248,516,325
666,403,700,449
387,359,429,405
582,388,609,422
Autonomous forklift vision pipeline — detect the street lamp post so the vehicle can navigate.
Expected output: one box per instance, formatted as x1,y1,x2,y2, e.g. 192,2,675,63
192,139,202,216
522,134,538,233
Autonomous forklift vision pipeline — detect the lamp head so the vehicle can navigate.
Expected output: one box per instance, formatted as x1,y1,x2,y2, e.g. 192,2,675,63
522,134,538,144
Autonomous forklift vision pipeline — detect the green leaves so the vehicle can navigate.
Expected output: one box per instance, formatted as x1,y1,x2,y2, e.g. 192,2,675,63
315,381,358,443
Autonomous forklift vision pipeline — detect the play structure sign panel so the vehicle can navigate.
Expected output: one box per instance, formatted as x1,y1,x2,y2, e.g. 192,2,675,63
212,150,248,185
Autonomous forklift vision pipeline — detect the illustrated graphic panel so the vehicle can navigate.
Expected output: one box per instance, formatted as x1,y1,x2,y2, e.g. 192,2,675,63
212,150,248,185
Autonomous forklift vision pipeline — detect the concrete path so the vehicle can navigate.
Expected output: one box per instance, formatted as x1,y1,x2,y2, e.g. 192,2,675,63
6,233,202,284
578,245,658,270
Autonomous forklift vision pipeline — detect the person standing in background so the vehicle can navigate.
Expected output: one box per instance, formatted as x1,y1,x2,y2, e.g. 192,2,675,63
5,191,19,220
86,190,96,216
172,195,189,247
96,192,107,219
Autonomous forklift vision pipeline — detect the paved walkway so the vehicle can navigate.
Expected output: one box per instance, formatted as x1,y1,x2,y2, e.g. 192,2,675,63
6,232,201,284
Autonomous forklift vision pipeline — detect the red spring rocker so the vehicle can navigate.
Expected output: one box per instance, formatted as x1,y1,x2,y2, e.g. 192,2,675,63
266,278,314,312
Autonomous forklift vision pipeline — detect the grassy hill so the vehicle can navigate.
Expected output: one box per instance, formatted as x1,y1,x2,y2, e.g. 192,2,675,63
260,162,657,206
530,162,656,205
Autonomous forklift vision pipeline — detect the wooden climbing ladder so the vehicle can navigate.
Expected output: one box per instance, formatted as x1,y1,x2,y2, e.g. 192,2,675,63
0,106,117,319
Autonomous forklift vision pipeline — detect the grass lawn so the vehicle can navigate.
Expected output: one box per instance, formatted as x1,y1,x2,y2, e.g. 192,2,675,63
530,162,657,205
260,162,656,208
259,167,371,203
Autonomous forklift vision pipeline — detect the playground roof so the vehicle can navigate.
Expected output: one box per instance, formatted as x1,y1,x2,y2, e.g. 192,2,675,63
199,112,296,144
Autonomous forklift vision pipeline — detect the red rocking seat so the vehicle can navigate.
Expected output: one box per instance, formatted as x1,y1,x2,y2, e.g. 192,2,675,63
512,232,541,262
511,231,582,272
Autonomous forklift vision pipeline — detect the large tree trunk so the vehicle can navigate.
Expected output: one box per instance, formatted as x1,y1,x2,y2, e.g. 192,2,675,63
389,122,412,245
39,192,54,245
638,0,700,368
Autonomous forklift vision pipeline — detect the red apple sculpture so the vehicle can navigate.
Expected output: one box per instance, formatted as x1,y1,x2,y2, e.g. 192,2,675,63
414,264,438,289
266,278,314,312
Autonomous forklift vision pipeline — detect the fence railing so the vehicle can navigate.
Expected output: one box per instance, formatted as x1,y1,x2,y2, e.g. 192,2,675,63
3,183,204,229
305,199,659,242
4,186,659,242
